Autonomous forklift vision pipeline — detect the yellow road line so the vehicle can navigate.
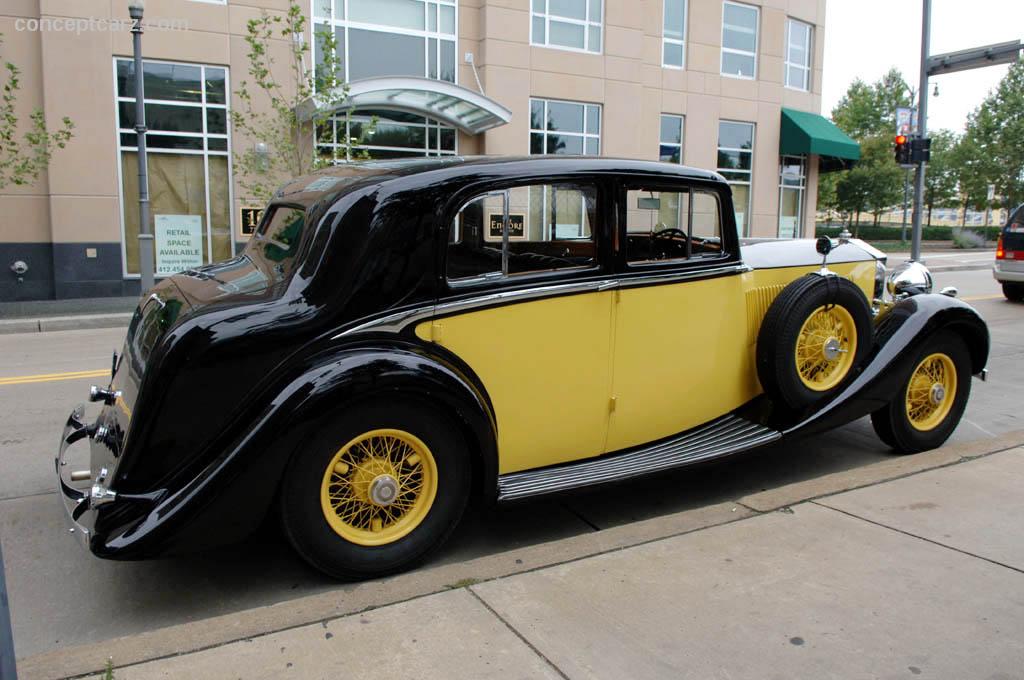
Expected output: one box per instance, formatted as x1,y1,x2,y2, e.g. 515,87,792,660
960,294,1004,302
0,369,108,386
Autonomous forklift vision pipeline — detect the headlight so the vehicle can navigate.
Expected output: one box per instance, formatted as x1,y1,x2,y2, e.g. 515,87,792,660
886,261,933,297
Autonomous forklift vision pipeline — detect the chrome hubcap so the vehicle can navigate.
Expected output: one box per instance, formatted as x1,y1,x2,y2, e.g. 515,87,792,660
929,383,946,405
368,474,399,507
822,337,842,361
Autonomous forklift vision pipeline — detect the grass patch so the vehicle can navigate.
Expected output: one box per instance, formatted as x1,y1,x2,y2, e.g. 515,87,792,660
446,577,480,589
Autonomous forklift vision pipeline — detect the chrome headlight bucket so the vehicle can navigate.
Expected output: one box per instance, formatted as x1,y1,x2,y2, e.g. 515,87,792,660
873,259,887,301
886,261,934,298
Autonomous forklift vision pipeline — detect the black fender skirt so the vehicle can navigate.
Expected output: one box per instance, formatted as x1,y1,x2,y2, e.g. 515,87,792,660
91,344,497,559
777,293,989,439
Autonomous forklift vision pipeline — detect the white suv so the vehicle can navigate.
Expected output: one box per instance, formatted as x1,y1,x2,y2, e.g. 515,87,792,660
995,205,1024,301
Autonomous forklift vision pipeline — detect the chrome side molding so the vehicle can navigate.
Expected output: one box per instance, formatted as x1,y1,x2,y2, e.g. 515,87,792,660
497,415,781,502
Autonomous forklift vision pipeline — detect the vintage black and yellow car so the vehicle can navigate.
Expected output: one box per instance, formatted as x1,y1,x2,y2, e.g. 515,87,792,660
58,157,989,579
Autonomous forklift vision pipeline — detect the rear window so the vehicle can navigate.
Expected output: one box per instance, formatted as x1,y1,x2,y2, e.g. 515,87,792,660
245,205,307,283
1005,206,1024,250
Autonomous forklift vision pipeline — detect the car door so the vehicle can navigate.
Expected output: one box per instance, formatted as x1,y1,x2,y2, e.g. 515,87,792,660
605,180,756,453
416,179,615,475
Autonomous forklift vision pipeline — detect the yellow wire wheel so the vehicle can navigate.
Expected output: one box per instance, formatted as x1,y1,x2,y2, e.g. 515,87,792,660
793,304,858,392
904,352,957,432
319,428,438,547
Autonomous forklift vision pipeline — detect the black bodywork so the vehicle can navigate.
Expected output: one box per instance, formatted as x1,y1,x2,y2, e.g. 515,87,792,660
57,156,989,560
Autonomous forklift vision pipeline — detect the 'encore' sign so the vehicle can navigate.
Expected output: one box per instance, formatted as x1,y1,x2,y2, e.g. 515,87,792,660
486,212,526,241
155,214,203,276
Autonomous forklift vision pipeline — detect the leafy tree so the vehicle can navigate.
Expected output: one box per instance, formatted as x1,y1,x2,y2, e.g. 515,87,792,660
0,34,74,189
951,130,996,225
831,68,912,140
960,59,1024,212
231,2,371,203
922,129,959,225
834,135,903,231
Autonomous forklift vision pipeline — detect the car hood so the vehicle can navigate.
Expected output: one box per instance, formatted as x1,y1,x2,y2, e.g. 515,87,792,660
740,238,884,270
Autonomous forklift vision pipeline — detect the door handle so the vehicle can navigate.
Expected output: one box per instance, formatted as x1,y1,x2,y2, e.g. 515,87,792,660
597,280,618,291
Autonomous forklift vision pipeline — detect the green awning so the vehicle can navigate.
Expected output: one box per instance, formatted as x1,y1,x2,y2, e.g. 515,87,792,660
780,108,860,169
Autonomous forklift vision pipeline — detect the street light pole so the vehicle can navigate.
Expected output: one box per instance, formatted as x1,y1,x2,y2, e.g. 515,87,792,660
909,0,930,262
129,0,155,293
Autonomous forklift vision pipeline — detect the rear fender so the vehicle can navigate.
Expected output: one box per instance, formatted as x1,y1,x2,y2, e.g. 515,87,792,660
780,294,989,438
99,343,497,557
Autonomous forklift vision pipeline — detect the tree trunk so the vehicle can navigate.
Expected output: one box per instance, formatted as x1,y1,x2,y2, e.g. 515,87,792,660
961,199,968,227
927,204,933,227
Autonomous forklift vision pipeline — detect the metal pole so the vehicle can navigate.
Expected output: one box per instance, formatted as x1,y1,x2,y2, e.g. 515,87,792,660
900,169,911,242
0,542,17,680
130,4,155,293
910,0,931,262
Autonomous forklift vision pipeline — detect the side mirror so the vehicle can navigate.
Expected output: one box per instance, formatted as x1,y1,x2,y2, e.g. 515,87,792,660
815,237,832,256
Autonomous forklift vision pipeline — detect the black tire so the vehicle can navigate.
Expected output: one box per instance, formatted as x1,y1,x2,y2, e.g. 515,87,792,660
756,274,873,409
870,331,972,454
1003,282,1024,302
280,401,470,580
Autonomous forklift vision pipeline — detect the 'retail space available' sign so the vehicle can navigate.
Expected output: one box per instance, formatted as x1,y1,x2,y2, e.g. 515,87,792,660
155,214,204,276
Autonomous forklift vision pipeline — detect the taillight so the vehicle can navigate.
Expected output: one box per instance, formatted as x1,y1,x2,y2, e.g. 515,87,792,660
996,236,1005,260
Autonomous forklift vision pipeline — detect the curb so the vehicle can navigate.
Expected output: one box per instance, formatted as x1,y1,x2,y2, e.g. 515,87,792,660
0,314,132,335
18,429,1024,680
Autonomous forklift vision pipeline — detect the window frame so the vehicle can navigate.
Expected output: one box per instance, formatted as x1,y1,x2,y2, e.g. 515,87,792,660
661,0,688,69
113,56,234,280
784,18,812,91
777,154,807,238
312,0,458,85
659,114,685,165
716,120,755,238
720,1,759,80
529,0,604,55
442,176,608,290
529,97,602,156
616,178,734,274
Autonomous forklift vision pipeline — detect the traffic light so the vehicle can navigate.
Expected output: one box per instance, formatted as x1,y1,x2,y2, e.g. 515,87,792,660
894,135,911,165
911,137,932,164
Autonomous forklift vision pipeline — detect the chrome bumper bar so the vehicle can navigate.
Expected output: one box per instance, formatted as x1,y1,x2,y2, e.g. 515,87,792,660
55,406,96,549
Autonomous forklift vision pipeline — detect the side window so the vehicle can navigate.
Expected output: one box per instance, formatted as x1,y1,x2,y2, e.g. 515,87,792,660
447,183,598,282
625,187,723,264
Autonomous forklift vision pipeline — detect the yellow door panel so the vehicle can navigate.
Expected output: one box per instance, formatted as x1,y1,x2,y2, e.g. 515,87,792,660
417,291,614,474
606,273,753,452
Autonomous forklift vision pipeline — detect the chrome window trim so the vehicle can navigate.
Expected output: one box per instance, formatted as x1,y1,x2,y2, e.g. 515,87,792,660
334,262,749,338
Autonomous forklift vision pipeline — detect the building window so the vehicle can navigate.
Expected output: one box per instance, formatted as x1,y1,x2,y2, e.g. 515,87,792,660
662,0,687,68
529,98,601,155
317,109,457,160
717,120,754,237
312,0,457,83
778,155,806,238
114,58,232,277
721,1,758,79
659,114,684,164
530,0,603,54
785,19,812,91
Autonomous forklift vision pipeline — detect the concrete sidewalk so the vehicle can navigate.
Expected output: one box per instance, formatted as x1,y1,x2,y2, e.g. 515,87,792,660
49,446,1024,680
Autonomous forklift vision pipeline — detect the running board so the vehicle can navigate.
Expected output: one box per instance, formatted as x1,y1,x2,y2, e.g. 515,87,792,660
497,414,782,502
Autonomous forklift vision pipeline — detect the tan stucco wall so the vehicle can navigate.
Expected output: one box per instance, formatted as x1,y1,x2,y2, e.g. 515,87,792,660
1,0,828,270
475,0,826,237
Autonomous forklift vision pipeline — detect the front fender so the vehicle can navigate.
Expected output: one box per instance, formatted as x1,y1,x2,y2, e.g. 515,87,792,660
781,294,989,438
95,342,497,558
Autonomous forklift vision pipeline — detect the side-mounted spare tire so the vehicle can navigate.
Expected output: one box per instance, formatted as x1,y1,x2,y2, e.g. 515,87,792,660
756,274,873,409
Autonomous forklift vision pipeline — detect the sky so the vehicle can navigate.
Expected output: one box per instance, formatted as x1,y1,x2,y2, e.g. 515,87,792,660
822,0,1024,134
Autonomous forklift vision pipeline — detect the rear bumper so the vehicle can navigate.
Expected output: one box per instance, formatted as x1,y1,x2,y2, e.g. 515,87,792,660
993,263,1024,283
55,407,96,550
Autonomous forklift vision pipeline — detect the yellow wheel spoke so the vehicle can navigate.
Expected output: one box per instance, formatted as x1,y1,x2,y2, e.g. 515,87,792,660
794,305,858,392
904,352,957,432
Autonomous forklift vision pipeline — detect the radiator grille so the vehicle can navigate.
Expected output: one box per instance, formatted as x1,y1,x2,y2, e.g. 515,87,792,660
745,284,786,345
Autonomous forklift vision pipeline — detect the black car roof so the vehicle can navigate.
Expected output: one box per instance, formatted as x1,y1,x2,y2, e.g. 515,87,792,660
273,156,727,206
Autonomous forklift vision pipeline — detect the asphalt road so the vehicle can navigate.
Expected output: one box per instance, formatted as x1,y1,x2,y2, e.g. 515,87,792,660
1,267,1021,660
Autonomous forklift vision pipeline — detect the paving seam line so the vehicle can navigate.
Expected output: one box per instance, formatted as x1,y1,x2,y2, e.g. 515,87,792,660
466,587,571,680
810,501,1024,576
28,434,1024,679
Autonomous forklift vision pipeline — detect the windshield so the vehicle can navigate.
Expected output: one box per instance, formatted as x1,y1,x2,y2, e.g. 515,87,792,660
244,205,307,284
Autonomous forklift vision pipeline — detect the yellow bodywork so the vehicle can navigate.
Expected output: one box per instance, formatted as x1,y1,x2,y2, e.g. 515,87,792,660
416,259,876,474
